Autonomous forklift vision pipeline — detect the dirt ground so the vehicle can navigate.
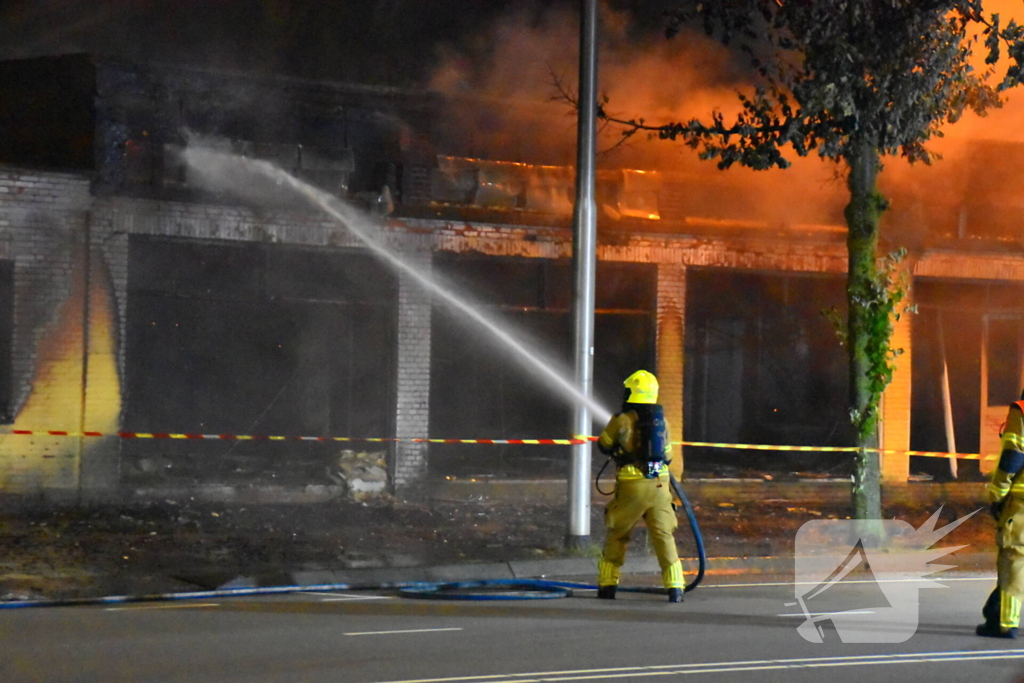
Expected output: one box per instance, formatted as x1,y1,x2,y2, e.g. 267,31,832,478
0,491,997,602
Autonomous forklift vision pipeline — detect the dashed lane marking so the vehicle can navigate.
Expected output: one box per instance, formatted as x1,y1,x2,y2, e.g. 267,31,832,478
776,610,874,617
299,589,393,602
344,627,463,636
317,594,392,602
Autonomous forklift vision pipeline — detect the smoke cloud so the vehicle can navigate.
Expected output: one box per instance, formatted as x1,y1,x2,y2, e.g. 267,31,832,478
426,1,1024,234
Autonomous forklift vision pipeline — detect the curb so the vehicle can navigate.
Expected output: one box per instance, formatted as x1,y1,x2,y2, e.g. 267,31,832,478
218,551,997,590
217,556,775,589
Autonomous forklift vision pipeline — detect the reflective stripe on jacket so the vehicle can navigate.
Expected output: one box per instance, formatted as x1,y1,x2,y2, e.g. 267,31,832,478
988,402,1024,503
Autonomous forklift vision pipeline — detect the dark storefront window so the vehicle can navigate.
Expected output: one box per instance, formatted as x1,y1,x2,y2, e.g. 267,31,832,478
124,236,396,486
685,269,851,476
428,254,656,478
911,279,1024,481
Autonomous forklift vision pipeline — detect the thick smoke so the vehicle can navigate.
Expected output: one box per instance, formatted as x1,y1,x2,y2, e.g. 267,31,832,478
428,4,747,167
427,4,845,228
427,1,1024,235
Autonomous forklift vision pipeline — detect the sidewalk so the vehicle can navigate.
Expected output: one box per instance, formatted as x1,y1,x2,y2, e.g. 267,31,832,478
0,479,997,601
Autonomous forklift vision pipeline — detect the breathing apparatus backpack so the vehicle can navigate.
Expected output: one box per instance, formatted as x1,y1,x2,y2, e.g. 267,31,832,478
619,403,668,478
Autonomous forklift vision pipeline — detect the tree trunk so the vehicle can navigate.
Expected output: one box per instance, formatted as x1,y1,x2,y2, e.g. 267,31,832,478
844,139,884,520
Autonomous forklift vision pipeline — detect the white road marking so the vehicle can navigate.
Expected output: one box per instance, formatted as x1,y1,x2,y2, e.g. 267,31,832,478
776,610,874,617
701,575,994,589
301,591,392,601
320,595,392,602
105,603,220,612
367,649,1024,683
344,627,463,637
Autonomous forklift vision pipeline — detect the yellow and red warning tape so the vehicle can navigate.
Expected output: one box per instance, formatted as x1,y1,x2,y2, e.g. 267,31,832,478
6,429,593,446
1,429,994,459
676,440,993,460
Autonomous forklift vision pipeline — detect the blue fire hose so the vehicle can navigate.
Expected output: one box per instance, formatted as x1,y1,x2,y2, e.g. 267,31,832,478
399,472,706,600
670,472,707,593
1,477,706,607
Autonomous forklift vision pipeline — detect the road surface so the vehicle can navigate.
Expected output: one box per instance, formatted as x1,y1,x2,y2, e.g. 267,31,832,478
3,573,1022,682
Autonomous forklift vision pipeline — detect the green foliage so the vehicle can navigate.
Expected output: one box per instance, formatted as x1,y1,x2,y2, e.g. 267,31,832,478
843,248,916,441
611,1,1023,169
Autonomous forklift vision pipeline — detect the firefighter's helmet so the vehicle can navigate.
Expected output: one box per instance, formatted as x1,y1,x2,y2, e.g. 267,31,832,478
624,370,659,404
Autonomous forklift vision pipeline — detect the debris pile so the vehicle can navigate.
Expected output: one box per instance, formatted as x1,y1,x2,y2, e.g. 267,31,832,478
327,450,388,501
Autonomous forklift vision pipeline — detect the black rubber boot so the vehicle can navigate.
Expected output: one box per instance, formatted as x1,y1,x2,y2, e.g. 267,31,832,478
983,588,1001,626
667,588,683,603
976,623,1017,639
597,585,616,600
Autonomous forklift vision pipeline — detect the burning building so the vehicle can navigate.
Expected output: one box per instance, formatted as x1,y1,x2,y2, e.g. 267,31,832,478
0,54,1020,502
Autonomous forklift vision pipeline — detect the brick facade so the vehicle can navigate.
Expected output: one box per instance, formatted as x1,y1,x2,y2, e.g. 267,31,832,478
392,240,432,489
6,160,1024,500
880,270,914,484
0,168,94,500
656,264,686,479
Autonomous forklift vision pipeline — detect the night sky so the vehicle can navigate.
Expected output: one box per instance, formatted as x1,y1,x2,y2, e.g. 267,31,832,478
0,1,677,86
5,1,1024,191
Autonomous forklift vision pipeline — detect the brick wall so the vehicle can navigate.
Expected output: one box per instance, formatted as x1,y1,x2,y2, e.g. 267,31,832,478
392,242,432,491
656,264,686,480
0,167,93,499
10,162,1024,498
881,270,914,484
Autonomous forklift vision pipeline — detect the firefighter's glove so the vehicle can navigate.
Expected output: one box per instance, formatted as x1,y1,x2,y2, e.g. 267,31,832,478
991,500,1006,521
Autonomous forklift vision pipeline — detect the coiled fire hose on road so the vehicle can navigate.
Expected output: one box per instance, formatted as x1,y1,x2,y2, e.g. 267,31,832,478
398,471,706,601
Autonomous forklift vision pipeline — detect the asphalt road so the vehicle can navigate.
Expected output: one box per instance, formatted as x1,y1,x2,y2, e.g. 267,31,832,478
3,573,1023,683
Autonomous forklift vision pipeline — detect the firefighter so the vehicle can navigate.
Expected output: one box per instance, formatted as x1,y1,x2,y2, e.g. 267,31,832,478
596,370,685,603
978,392,1024,638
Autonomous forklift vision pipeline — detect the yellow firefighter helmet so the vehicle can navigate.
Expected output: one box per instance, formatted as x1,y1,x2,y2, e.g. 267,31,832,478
624,370,659,404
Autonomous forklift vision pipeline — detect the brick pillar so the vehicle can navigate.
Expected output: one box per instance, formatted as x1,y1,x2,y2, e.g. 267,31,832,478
78,223,124,502
880,272,913,484
393,245,432,493
657,264,686,480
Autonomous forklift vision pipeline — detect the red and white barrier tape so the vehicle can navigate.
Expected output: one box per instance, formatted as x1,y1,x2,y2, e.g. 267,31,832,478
1,429,994,459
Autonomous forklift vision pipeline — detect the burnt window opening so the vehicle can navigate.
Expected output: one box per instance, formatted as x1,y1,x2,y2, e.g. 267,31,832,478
986,317,1022,406
911,278,1024,481
429,254,656,478
124,236,397,486
685,268,852,476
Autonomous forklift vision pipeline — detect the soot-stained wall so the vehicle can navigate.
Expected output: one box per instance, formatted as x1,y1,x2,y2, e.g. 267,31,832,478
122,236,397,487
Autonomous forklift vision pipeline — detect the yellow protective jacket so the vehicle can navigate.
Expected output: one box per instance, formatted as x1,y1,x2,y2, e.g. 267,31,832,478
597,406,672,481
987,402,1024,504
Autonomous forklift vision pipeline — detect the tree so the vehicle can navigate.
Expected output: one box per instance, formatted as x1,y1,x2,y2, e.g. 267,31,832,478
603,1,1024,518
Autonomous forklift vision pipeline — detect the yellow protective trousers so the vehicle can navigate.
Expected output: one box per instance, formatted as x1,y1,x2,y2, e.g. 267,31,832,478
983,586,1022,631
996,495,1024,603
1003,590,1022,630
599,475,684,590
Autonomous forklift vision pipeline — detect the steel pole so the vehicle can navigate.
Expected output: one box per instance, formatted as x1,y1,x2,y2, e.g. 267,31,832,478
567,0,598,547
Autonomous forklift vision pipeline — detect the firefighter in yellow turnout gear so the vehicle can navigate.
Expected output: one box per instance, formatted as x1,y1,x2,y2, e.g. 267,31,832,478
597,370,685,603
979,396,1024,638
